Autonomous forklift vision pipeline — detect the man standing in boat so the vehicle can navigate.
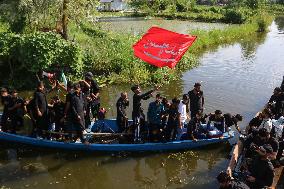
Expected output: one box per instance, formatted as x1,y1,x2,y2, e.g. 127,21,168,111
0,87,12,132
131,84,159,142
188,82,204,119
34,81,49,138
116,92,129,133
70,83,85,143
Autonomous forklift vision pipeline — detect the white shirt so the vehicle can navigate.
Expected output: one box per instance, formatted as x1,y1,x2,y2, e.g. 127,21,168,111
259,118,273,133
178,101,187,123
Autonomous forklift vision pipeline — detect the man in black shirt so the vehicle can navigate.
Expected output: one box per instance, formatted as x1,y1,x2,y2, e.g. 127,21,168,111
269,87,284,118
52,96,65,133
116,92,129,133
34,81,49,137
70,83,85,142
188,82,204,119
8,90,24,134
0,88,12,132
131,85,159,142
247,144,274,189
208,110,226,133
217,171,249,189
224,113,243,132
257,128,279,160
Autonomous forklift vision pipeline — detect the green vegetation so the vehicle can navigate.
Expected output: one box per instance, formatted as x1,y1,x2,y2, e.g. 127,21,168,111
0,0,279,89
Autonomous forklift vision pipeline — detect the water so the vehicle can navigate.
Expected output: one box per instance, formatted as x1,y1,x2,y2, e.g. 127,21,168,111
98,17,228,35
1,17,284,189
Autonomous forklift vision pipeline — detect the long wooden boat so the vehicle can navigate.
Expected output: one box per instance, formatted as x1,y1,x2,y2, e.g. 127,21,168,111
0,116,234,153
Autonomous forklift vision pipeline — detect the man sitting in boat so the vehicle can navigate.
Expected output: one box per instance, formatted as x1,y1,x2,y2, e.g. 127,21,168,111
207,110,226,136
258,108,273,133
186,111,206,140
131,84,159,142
116,92,129,133
223,113,243,133
246,144,275,189
147,93,164,142
269,87,284,119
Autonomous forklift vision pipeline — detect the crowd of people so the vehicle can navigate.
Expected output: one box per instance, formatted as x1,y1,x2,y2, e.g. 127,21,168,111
217,82,284,189
0,71,243,144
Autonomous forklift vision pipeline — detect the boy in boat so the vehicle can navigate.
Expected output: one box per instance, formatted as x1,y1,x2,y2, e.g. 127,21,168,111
187,111,206,140
223,113,243,132
147,93,164,142
177,94,190,139
188,82,204,119
208,110,226,133
52,95,65,135
116,92,129,133
131,84,159,142
164,98,181,141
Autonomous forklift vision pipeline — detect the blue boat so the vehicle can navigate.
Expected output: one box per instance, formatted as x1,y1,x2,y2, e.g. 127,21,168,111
0,115,234,152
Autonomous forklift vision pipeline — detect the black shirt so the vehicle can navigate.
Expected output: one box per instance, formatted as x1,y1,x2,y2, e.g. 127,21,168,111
132,90,153,116
53,101,65,122
1,95,12,115
71,92,85,127
224,113,238,127
188,89,204,111
249,157,274,188
116,97,129,119
219,180,250,189
34,90,48,115
249,116,263,128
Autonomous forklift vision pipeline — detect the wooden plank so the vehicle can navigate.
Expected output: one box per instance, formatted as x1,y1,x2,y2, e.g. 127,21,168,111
227,141,243,177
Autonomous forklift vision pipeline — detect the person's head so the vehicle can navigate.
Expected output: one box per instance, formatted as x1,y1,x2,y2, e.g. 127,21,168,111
0,87,8,97
85,72,93,82
194,82,201,92
234,114,243,122
273,87,281,95
217,171,231,189
74,83,81,93
23,97,30,106
131,84,141,94
171,97,180,108
67,81,73,91
258,128,270,141
162,97,171,108
156,93,162,103
37,81,45,92
262,108,271,118
215,110,223,118
182,94,189,104
256,144,273,159
10,89,18,99
52,95,60,103
121,92,127,100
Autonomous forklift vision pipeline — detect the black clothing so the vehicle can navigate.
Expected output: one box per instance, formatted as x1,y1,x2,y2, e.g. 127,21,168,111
188,89,204,118
258,137,279,153
71,92,85,130
219,180,250,189
8,97,25,133
208,114,226,132
248,157,274,189
0,95,12,131
165,107,180,141
187,117,202,138
132,90,153,117
269,92,284,117
224,113,238,127
53,101,65,131
116,97,129,132
34,90,48,117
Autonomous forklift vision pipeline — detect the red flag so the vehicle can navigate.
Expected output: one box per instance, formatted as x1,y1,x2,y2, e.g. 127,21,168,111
133,27,197,68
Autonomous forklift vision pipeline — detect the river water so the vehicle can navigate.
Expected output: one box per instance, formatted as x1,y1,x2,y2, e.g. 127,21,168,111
1,17,284,189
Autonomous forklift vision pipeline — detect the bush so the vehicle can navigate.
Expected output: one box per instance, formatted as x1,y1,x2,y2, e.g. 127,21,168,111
223,9,248,24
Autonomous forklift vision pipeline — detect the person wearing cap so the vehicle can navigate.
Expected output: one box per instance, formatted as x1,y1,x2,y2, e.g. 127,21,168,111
116,92,129,133
0,87,12,132
223,113,243,132
208,110,226,133
269,87,284,118
217,171,249,189
177,94,190,139
131,84,159,142
147,93,164,142
188,82,204,119
247,144,274,189
7,89,25,134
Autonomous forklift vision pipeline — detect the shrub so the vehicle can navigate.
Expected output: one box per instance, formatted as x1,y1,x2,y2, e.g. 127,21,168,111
223,9,248,24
